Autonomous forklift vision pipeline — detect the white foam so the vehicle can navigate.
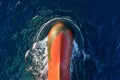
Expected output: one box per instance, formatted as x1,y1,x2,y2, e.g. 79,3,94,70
25,36,90,80
24,17,87,80
82,50,90,61
25,37,48,80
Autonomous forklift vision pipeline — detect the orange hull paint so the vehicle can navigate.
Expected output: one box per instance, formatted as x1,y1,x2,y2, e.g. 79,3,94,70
48,22,73,80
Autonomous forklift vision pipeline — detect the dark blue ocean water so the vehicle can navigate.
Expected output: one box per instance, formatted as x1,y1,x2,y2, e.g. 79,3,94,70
0,0,120,80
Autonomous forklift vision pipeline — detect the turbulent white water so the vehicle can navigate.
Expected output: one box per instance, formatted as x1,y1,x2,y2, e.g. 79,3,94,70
24,17,89,80
25,37,48,80
25,37,88,80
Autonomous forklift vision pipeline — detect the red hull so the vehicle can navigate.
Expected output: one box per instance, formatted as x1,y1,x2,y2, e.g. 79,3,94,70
48,22,73,80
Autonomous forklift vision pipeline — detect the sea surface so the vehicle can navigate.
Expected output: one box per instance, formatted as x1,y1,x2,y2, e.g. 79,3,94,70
0,0,120,80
